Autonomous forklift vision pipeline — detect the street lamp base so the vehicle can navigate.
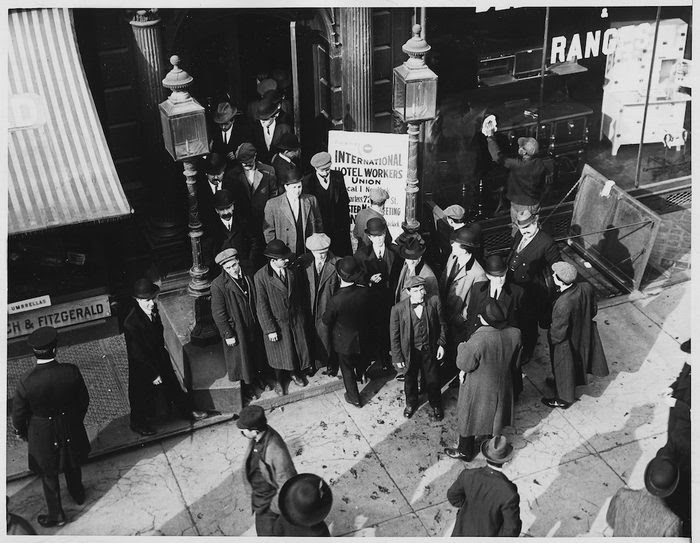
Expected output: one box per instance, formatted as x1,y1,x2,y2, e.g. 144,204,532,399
189,295,219,346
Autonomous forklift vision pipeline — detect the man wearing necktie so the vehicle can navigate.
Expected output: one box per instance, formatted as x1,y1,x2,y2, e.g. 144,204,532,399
197,153,234,233
209,102,253,165
390,276,447,421
251,96,292,165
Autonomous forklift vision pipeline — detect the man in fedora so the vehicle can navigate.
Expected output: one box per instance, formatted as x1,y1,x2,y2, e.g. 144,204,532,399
12,326,90,527
263,167,323,257
251,95,292,164
210,248,266,402
123,279,207,436
507,209,559,364
254,240,311,395
322,256,373,407
394,236,439,303
446,435,521,537
302,151,352,257
207,189,259,277
271,133,302,184
209,102,253,164
445,300,521,462
542,261,609,409
440,224,487,377
606,455,682,536
353,187,392,250
355,217,403,374
298,233,340,376
390,276,447,421
275,473,333,536
238,405,297,536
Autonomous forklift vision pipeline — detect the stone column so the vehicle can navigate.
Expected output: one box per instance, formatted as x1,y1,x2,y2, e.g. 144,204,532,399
338,8,373,132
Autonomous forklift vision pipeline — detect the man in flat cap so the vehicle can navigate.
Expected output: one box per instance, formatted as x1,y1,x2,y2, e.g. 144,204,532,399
390,275,447,421
263,167,323,257
353,187,393,251
271,133,302,184
211,248,267,402
445,300,521,462
507,210,560,364
298,233,340,376
275,473,333,536
12,326,90,527
355,217,403,374
251,96,292,164
255,240,312,395
124,279,207,437
302,151,352,257
434,204,467,274
322,256,373,407
542,261,608,409
238,405,297,536
209,102,253,164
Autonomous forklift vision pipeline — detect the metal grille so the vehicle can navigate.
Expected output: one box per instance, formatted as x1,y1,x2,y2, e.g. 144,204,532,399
664,190,692,207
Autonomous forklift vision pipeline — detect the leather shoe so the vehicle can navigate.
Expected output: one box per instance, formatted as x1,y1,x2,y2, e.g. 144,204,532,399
343,392,362,407
545,376,556,389
70,488,86,505
430,406,444,421
396,373,405,382
191,410,208,421
541,397,571,409
444,447,476,462
403,405,417,418
130,424,156,436
291,374,307,387
322,367,337,377
274,383,285,397
38,514,67,528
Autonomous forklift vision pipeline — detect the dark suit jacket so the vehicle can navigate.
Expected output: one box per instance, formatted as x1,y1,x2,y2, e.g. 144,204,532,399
12,360,91,475
322,284,373,355
271,154,298,187
447,466,521,537
196,173,236,231
251,121,292,164
465,280,523,339
390,295,446,368
209,118,254,161
302,170,352,256
208,215,261,277
263,193,323,253
229,162,279,231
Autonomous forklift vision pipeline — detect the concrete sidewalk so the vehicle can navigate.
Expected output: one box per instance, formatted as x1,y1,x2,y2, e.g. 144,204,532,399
7,281,691,537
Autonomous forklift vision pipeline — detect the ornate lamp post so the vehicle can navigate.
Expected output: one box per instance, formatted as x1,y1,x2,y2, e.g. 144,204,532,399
160,55,217,343
393,24,438,235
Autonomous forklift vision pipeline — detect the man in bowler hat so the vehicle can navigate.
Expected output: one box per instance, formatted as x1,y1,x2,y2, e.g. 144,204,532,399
302,151,353,257
12,326,90,527
542,261,608,409
353,187,392,250
275,473,333,536
322,256,373,407
124,279,207,436
445,300,521,462
238,405,297,536
390,275,447,421
447,435,521,537
255,240,312,395
251,96,292,164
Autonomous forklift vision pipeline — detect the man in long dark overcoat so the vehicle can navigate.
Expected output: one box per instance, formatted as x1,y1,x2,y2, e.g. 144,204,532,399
445,300,521,462
12,326,90,527
210,248,266,401
124,279,207,436
390,276,447,421
302,151,352,257
506,209,560,362
542,261,609,409
254,240,311,395
322,256,373,407
298,233,339,375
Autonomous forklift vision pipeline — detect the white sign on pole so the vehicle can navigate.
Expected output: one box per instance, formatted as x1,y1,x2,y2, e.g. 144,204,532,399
8,295,52,315
328,131,409,242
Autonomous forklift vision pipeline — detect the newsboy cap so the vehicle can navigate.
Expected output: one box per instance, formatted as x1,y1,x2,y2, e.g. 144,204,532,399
518,136,539,156
368,187,390,205
305,233,331,252
213,189,234,210
405,275,426,290
133,278,160,300
277,133,300,151
215,248,239,266
28,326,58,351
236,405,267,431
443,204,466,221
310,152,332,169
365,217,388,236
552,261,577,284
213,102,237,124
235,142,257,163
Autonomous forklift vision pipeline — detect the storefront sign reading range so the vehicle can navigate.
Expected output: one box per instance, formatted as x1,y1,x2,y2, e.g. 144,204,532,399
7,295,111,339
550,23,656,64
328,131,409,242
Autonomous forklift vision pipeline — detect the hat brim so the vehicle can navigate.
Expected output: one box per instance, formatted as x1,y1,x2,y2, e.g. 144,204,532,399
516,216,537,227
134,285,160,300
265,249,294,260
481,440,514,464
399,247,426,259
644,458,679,498
279,474,333,527
484,268,507,277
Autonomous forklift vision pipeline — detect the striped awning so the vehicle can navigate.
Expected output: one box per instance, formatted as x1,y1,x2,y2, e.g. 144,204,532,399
8,8,132,235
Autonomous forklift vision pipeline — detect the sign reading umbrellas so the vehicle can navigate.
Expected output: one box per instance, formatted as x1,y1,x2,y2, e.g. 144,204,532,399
329,131,409,242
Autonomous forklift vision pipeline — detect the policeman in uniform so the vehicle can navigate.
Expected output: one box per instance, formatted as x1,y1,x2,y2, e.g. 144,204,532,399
12,326,91,527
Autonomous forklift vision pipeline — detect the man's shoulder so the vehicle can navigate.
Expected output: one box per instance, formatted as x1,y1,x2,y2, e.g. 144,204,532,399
257,162,275,175
123,307,142,328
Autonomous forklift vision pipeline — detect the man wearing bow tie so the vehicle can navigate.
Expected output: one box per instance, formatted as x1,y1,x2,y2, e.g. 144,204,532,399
390,276,447,421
